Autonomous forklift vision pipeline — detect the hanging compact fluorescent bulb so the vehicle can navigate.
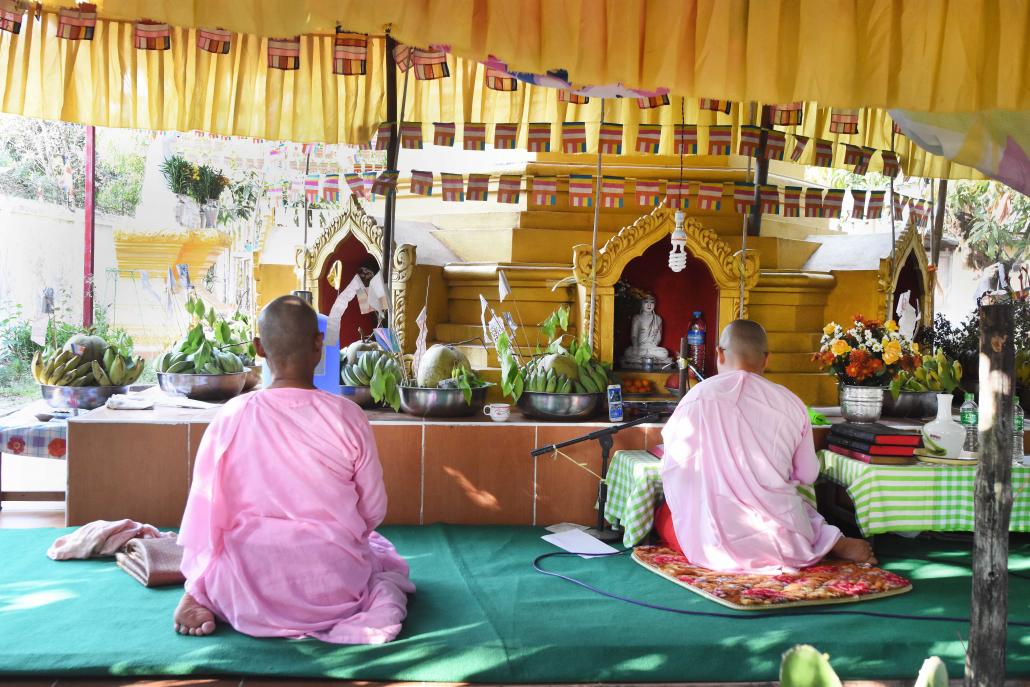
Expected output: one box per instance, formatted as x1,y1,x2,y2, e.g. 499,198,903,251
669,210,687,272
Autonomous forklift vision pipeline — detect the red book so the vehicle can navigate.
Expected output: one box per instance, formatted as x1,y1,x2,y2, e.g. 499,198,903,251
828,444,916,465
828,435,917,456
831,422,922,446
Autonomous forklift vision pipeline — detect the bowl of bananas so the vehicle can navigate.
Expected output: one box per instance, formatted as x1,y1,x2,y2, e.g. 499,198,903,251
339,346,404,408
515,351,610,419
885,349,962,418
33,335,145,411
154,342,249,402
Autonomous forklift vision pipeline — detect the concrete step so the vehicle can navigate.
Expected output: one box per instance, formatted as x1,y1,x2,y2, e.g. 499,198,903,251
765,351,822,374
449,297,565,325
766,372,837,406
749,303,826,332
431,228,514,263
435,323,565,347
766,331,823,353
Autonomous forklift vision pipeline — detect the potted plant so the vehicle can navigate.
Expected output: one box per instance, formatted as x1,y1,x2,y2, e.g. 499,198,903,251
885,348,963,418
814,315,920,423
159,155,194,225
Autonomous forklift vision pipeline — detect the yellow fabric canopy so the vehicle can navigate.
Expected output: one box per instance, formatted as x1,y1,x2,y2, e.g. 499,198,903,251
57,0,1030,113
0,9,979,179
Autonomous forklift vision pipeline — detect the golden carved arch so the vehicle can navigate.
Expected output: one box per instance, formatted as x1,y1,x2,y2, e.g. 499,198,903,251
296,195,417,350
876,224,933,330
571,206,760,364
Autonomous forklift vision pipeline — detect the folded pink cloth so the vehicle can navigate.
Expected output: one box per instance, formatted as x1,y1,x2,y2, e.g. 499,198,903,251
47,519,173,560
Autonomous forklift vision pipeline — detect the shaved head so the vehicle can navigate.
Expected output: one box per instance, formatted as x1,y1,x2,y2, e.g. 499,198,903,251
257,295,320,367
717,319,769,373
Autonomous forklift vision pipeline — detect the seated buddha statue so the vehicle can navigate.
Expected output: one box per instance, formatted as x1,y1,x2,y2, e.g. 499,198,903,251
621,294,672,369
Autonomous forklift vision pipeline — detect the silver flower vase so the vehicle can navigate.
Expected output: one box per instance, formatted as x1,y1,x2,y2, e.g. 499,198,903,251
839,384,886,423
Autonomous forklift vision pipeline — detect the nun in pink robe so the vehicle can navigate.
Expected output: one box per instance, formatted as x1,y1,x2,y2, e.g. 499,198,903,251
178,388,414,644
659,369,843,574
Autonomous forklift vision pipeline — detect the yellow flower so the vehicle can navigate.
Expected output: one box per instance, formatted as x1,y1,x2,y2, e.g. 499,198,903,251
830,339,851,357
911,342,920,354
885,320,899,332
823,322,838,335
882,340,902,365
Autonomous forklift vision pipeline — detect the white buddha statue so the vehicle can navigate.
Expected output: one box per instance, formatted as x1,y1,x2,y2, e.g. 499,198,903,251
621,294,672,368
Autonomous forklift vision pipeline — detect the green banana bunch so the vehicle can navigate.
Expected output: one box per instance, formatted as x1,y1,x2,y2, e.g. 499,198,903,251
340,349,401,387
1016,350,1030,387
521,354,610,395
155,339,242,376
892,348,962,395
33,345,145,387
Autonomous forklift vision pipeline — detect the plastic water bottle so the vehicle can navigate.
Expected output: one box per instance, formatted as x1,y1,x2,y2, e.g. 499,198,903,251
1014,398,1025,461
960,392,978,458
687,311,706,378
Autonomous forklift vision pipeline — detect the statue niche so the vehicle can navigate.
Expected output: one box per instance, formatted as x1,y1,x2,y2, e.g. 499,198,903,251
620,292,672,369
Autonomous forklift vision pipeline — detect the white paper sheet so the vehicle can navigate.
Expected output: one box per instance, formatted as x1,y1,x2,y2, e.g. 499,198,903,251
541,528,619,559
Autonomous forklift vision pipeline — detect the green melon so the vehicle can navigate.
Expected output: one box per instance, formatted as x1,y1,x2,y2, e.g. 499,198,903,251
417,344,471,388
344,340,380,365
539,352,580,381
63,334,108,364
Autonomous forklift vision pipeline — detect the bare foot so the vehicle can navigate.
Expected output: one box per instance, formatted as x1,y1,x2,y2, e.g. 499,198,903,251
173,592,216,636
831,536,877,565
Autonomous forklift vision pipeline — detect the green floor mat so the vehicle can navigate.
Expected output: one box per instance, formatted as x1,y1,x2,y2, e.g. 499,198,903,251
0,525,1028,682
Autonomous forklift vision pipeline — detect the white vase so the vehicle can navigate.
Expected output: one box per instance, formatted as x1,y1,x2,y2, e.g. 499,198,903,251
922,393,965,458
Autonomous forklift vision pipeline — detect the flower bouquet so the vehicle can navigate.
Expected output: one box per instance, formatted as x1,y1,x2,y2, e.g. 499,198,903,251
814,315,921,422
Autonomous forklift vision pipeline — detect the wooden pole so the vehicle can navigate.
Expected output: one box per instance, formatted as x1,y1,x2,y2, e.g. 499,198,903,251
747,105,772,237
82,125,96,328
382,34,401,313
678,336,689,396
966,302,1015,687
931,179,948,266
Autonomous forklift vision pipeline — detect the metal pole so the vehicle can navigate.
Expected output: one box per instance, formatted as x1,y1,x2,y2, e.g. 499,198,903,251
382,33,403,316
747,104,771,237
888,129,897,316
83,125,96,328
301,149,311,292
587,99,604,350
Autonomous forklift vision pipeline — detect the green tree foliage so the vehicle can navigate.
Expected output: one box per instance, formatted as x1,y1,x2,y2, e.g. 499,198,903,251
947,180,1030,271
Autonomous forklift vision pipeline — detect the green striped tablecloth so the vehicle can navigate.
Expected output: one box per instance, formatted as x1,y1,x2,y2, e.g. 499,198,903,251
819,450,1030,536
603,450,817,547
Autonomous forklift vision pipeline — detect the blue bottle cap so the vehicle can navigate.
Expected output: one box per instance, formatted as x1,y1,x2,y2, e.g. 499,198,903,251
692,310,701,317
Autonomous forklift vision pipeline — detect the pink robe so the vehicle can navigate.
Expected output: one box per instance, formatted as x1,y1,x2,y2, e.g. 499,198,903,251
178,388,414,644
660,370,841,574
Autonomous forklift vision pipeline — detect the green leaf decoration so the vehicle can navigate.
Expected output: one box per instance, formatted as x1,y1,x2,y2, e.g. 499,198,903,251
779,645,841,687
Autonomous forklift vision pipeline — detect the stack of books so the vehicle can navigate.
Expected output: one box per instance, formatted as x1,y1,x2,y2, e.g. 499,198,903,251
827,423,922,465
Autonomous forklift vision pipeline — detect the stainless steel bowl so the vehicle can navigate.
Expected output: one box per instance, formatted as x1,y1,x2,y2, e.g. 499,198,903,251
882,390,938,419
243,365,262,392
399,384,492,417
40,384,129,411
517,391,604,420
340,385,375,408
157,371,248,401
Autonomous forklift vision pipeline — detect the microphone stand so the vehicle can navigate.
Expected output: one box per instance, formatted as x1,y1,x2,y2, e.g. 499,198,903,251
531,413,660,542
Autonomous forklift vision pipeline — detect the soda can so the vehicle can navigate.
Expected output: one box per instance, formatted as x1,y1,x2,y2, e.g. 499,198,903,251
607,384,624,423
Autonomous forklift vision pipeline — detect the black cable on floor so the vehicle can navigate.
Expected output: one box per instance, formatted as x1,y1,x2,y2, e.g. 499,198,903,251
532,549,1030,627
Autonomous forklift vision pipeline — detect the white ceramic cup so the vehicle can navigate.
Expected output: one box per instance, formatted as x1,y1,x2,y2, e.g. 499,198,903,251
483,403,511,422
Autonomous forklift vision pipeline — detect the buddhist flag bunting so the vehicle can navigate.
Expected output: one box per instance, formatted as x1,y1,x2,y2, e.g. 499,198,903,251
635,124,662,154
822,189,845,218
635,180,661,207
697,183,722,211
772,102,804,126
830,108,859,134
782,186,802,217
760,185,780,214
843,144,864,166
372,170,399,196
532,176,558,206
393,44,412,71
463,123,487,151
410,170,433,196
881,150,900,178
699,98,732,114
268,37,301,70
674,124,698,155
497,175,521,204
916,200,932,228
601,177,625,209
599,122,623,155
321,174,340,202
333,31,367,75
868,190,886,219
851,189,867,219
562,122,587,153
363,172,378,199
441,173,464,202
197,27,232,54
57,5,96,40
527,123,551,152
374,122,393,151
855,147,876,175
665,181,689,209
892,118,904,136
637,94,670,109
433,122,456,147
494,123,518,150
764,129,787,160
345,172,364,197
304,174,320,202
399,122,423,149
0,1,24,34
558,89,588,104
738,126,762,157
412,48,449,80
301,142,319,157
569,175,594,208
485,67,517,91
804,188,823,217
791,135,810,162
892,193,907,219
134,21,171,50
708,126,732,156
733,182,756,214
467,174,490,201
813,139,834,167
